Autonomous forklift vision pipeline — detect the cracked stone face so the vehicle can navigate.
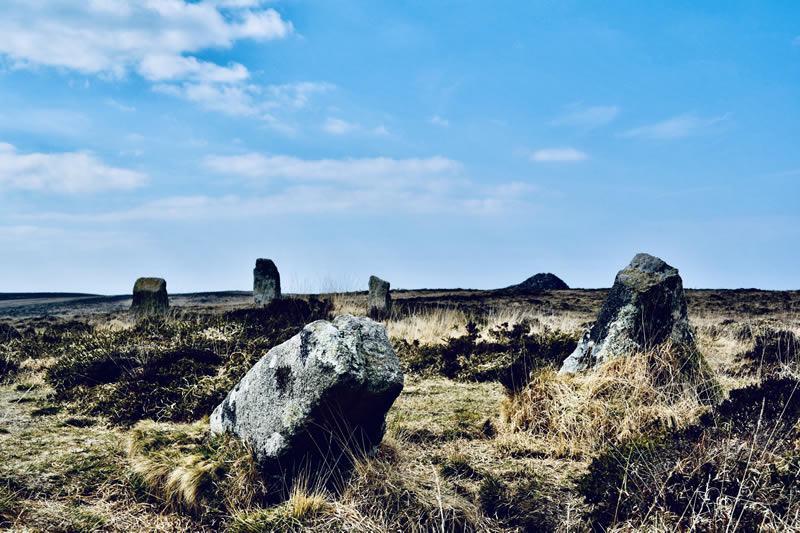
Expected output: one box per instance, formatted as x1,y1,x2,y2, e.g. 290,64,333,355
560,253,697,373
210,314,404,479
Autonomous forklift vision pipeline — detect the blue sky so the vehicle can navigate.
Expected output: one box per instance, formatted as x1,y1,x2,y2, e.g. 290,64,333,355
1,0,798,293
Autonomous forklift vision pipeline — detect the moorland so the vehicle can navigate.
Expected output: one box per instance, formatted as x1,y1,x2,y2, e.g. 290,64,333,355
1,287,799,532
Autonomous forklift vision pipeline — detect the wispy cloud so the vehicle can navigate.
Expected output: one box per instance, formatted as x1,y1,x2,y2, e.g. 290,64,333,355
430,115,450,127
322,117,389,136
204,153,462,184
531,147,588,162
154,81,334,130
0,142,146,193
105,98,136,112
552,105,619,130
623,113,730,139
323,117,357,135
17,153,532,219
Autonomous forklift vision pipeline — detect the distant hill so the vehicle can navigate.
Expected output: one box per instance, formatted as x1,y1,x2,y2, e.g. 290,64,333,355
0,293,99,301
505,273,569,291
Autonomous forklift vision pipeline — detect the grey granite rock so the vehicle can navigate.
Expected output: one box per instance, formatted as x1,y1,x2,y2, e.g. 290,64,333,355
210,314,404,478
560,253,696,373
130,278,168,319
253,258,281,307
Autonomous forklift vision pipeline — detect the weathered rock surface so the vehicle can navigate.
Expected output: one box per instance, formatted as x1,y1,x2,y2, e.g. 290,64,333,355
253,258,281,307
131,278,168,319
210,314,404,478
560,253,696,373
507,273,569,292
368,275,391,318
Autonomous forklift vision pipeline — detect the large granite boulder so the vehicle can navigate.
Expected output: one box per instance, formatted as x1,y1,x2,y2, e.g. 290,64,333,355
368,275,391,318
210,314,404,481
560,253,696,373
131,278,169,319
254,258,281,307
507,272,569,292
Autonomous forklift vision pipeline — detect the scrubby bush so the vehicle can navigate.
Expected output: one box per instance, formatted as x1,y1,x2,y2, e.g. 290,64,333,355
580,377,800,531
45,298,332,424
394,321,577,391
741,327,799,375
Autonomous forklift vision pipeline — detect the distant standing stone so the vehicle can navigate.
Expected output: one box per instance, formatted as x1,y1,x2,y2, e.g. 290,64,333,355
210,314,404,480
131,277,169,319
253,258,281,307
368,275,391,318
560,253,697,373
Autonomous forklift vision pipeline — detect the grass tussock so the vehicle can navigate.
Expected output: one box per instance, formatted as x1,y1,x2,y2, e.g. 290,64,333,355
127,420,267,519
502,344,717,457
580,377,800,531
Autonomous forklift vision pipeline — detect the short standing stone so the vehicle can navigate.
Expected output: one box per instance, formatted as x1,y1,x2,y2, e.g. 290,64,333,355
560,253,697,373
253,258,281,307
130,278,169,319
368,275,391,318
210,314,404,481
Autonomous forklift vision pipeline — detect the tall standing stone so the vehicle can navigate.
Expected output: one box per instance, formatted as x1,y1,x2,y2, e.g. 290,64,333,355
254,258,281,307
368,275,391,318
210,314,404,483
131,277,169,319
560,253,698,374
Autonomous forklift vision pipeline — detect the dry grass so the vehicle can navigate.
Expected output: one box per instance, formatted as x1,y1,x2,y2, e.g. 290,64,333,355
501,346,716,458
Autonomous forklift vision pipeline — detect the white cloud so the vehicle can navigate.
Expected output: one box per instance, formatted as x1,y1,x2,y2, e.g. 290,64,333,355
531,147,588,162
552,105,619,129
138,55,249,83
154,81,334,128
323,117,357,135
204,153,462,184
430,115,450,127
373,125,390,136
623,113,730,139
0,142,146,193
0,1,291,79
106,98,136,112
0,1,324,125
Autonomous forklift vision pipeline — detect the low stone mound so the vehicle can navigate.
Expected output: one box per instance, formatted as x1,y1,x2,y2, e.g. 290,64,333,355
368,275,391,318
506,273,569,292
253,258,281,307
210,314,404,485
131,278,168,319
560,253,699,374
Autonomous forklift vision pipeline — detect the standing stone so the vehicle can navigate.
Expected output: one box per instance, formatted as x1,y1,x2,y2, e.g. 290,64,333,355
368,275,391,318
131,277,169,319
253,258,281,307
560,253,697,373
210,314,404,481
